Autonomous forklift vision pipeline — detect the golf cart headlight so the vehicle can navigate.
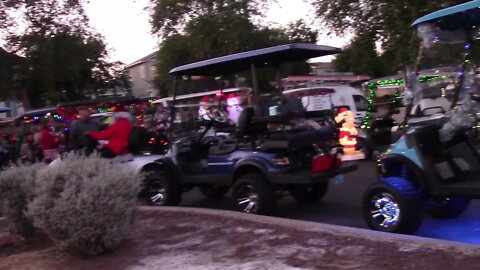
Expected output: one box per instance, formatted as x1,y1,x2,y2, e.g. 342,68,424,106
272,156,290,166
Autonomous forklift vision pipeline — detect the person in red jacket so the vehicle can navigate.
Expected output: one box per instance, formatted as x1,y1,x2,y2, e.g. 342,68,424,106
38,120,59,163
88,106,133,158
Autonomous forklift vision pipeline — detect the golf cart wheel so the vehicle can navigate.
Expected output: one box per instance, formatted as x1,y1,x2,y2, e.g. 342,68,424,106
145,171,181,206
356,137,373,160
199,185,229,199
232,174,276,215
362,177,423,234
425,197,471,219
290,181,329,204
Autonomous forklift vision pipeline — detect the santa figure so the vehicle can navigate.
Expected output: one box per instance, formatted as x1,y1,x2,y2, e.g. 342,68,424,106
335,108,359,155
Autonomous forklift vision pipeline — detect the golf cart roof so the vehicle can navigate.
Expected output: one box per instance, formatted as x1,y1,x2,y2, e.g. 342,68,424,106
15,107,56,121
57,96,138,108
169,43,341,76
412,0,480,29
152,88,251,104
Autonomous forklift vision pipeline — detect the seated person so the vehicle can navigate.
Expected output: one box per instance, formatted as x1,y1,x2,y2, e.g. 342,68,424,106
87,106,133,158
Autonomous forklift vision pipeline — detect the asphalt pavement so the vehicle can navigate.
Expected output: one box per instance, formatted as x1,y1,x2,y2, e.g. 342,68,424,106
178,161,480,245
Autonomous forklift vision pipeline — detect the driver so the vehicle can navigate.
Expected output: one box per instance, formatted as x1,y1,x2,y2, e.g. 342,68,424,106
87,106,133,158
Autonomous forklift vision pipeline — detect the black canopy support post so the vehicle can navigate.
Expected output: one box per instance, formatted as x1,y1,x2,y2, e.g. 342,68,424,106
169,77,179,136
251,63,259,103
275,67,283,97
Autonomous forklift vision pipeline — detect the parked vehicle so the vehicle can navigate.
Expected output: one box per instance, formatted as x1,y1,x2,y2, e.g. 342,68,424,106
363,0,480,234
130,43,358,214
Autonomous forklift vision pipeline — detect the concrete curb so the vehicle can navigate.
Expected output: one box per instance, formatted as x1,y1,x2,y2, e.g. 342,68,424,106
139,206,480,255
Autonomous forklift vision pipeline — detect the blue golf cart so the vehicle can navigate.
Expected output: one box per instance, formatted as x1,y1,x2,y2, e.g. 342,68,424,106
139,43,358,214
363,0,480,234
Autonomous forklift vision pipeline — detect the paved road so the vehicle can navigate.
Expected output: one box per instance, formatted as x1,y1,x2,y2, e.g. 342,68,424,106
178,161,480,245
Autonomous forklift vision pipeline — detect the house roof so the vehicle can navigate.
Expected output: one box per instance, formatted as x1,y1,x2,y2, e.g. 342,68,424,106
126,51,158,69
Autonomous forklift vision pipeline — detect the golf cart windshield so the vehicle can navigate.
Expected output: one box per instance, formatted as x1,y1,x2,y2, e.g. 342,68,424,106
406,0,480,141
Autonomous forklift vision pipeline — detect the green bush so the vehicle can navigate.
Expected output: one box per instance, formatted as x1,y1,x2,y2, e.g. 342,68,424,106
0,163,45,238
27,153,141,255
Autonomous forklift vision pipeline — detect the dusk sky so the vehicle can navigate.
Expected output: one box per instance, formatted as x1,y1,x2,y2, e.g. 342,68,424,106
83,0,348,64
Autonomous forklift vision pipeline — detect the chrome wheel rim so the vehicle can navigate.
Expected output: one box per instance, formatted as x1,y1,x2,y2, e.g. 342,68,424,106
149,180,167,205
369,192,400,228
236,184,259,213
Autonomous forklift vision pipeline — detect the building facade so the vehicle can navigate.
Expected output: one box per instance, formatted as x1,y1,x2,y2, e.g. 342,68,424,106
126,51,158,97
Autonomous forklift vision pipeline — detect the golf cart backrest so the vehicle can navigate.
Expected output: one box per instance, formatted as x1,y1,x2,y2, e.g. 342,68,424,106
254,98,305,120
411,86,450,116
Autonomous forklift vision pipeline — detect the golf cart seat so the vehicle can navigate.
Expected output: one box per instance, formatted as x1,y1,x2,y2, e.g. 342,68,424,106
416,97,450,116
252,98,305,123
411,86,451,117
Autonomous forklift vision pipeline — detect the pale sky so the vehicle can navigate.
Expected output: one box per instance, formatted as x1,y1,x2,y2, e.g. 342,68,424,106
83,0,348,64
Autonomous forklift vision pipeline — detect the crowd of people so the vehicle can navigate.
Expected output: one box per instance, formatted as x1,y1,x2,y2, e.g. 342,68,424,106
0,106,165,166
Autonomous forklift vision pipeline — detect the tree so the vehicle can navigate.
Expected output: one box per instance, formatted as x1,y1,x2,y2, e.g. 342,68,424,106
150,0,317,96
0,0,130,108
311,0,470,76
333,31,386,77
149,0,271,39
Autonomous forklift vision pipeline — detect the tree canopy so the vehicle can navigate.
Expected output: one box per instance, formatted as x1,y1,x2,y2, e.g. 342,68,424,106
0,0,130,109
150,0,317,96
311,0,470,77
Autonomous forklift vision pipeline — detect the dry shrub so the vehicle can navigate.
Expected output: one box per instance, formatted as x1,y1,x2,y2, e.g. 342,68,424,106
0,163,45,238
27,153,141,255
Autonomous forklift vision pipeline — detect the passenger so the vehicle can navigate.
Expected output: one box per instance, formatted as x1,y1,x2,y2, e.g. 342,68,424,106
69,108,106,154
87,106,133,159
38,120,60,163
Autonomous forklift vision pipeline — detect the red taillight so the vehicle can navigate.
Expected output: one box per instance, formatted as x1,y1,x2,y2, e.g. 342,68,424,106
312,154,342,173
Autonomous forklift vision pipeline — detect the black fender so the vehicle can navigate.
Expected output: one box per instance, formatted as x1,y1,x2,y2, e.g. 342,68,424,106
380,153,430,193
141,157,183,183
233,158,270,182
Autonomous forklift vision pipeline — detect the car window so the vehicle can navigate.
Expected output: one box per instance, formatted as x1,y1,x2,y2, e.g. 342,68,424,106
353,95,369,111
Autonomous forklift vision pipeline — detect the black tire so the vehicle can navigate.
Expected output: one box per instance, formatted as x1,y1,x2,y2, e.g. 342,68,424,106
232,174,276,215
362,177,423,234
290,181,329,204
356,137,373,160
199,186,229,199
425,197,471,219
145,171,181,206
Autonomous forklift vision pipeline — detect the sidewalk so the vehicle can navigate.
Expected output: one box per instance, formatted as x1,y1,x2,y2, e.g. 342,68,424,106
0,207,479,270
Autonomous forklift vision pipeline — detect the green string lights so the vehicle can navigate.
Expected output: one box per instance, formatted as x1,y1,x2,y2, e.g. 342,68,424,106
362,75,448,127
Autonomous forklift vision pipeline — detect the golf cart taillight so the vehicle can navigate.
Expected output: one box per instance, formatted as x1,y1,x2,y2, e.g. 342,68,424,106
312,154,342,173
272,157,290,166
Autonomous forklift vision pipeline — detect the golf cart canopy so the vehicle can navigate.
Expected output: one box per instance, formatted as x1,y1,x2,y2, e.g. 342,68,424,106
169,43,341,76
0,107,10,113
412,0,480,29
